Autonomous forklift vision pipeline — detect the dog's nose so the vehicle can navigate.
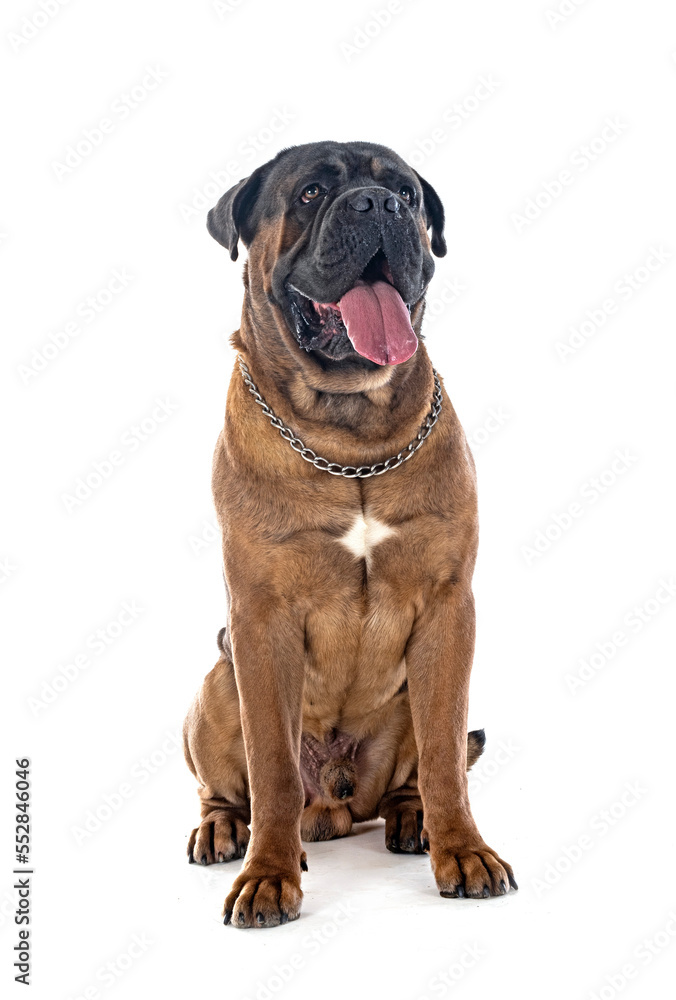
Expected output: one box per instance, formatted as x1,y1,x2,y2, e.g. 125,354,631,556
346,188,402,216
347,192,374,213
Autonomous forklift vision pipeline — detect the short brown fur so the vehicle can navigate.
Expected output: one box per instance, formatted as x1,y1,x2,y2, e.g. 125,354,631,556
184,145,516,928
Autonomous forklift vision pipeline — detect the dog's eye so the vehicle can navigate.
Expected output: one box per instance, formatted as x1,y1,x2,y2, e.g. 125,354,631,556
399,186,414,205
301,184,324,204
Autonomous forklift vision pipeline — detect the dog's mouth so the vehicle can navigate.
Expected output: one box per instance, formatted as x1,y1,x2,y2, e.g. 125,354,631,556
285,250,418,366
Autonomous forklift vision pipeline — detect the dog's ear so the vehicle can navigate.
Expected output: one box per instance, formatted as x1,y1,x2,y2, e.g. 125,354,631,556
414,170,447,258
207,162,270,261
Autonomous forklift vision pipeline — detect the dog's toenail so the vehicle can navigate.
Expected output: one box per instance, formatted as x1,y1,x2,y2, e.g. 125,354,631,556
482,886,490,897
280,912,289,924
200,855,207,865
256,912,264,925
223,909,232,925
237,913,245,925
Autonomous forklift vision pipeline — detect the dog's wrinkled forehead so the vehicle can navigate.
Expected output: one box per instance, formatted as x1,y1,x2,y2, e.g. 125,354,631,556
207,140,445,261
260,141,416,211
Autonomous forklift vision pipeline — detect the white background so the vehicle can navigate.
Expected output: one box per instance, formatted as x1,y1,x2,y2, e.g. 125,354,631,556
2,1,676,997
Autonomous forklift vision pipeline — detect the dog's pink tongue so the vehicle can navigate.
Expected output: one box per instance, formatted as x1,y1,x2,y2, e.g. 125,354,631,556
339,280,417,365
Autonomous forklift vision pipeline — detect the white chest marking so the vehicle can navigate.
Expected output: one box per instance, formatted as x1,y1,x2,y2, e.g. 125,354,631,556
339,513,396,562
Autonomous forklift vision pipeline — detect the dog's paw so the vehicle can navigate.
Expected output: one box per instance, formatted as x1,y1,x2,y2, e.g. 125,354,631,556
385,803,425,854
223,868,303,928
431,841,517,898
301,802,352,842
187,809,250,865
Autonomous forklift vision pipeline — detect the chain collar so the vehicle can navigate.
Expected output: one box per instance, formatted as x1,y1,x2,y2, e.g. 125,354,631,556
236,354,443,479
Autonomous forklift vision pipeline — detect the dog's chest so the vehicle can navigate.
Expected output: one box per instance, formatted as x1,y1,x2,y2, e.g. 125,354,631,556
296,507,441,720
337,511,396,564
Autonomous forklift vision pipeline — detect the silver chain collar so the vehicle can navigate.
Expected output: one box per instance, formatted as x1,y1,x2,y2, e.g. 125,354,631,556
236,354,443,479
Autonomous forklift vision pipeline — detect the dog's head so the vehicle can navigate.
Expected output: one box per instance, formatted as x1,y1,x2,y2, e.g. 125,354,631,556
207,140,446,379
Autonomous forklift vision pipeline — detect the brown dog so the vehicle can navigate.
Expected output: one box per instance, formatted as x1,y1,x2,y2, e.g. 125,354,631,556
183,141,517,928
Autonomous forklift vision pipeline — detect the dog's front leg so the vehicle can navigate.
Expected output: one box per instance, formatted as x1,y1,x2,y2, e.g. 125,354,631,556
223,599,306,928
406,586,517,898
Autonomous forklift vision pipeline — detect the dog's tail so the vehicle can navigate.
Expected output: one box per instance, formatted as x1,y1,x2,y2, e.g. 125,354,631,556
467,729,486,770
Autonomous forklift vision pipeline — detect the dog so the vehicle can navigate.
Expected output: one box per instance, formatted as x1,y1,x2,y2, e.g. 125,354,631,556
183,140,517,928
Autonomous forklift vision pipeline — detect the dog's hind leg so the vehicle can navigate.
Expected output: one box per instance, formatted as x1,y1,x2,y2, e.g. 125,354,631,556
301,801,353,842
183,638,251,865
380,783,426,854
379,726,487,855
